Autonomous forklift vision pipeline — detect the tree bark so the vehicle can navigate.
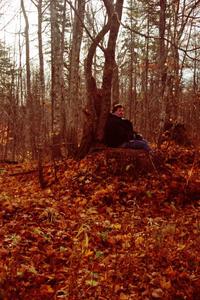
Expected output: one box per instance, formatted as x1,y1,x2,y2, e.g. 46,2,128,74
31,0,47,150
78,0,124,158
157,0,167,144
96,0,124,142
21,0,36,158
50,0,64,159
67,0,86,156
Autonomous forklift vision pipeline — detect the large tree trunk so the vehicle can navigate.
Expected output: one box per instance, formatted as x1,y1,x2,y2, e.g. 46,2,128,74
67,0,86,156
96,0,124,142
77,0,124,158
50,0,64,159
157,0,167,145
31,0,47,149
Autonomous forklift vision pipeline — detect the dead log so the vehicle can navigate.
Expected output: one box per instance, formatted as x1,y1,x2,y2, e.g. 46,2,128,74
96,148,164,177
159,121,192,147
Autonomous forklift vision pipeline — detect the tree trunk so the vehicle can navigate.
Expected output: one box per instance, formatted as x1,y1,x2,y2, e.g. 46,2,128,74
21,0,36,158
78,0,124,158
31,0,47,150
36,0,45,103
50,0,64,159
157,0,167,144
67,0,86,156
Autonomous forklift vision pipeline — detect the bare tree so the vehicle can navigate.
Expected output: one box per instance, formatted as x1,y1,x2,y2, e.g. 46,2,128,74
50,0,65,159
157,0,167,143
78,0,124,158
21,0,38,158
30,0,47,103
67,0,86,156
166,0,199,121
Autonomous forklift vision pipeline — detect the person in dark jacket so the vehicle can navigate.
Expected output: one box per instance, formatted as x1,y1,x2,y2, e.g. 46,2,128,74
104,104,151,151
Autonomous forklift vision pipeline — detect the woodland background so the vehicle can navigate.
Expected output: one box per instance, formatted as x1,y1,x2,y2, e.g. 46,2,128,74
0,0,199,161
0,1,200,299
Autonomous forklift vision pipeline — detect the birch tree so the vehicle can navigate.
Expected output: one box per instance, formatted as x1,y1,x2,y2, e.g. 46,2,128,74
50,0,65,159
67,0,86,156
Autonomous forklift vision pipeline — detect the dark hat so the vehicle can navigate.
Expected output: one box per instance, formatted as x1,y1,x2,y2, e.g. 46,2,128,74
112,103,123,113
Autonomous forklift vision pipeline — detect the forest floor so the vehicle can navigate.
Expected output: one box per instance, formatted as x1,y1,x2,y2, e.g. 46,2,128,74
0,144,199,300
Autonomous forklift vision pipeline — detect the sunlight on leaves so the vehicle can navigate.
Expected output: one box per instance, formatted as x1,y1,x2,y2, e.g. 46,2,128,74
95,250,104,259
135,235,144,246
111,223,121,230
84,249,93,257
177,244,186,251
85,279,98,287
5,234,21,246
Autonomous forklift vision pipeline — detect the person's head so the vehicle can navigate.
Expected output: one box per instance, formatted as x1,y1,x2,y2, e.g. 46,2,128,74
112,104,124,118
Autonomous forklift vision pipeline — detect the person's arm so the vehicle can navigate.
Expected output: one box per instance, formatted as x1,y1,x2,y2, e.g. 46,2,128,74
132,130,143,140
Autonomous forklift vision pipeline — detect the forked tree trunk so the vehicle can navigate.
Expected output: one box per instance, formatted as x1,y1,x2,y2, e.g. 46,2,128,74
77,0,124,158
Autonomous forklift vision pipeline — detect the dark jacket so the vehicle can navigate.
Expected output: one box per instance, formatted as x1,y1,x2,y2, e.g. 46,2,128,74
104,113,134,147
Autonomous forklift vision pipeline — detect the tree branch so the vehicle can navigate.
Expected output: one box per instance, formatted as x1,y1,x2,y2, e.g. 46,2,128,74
121,21,200,62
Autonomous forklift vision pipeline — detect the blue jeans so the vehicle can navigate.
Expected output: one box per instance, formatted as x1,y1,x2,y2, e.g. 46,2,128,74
121,139,151,152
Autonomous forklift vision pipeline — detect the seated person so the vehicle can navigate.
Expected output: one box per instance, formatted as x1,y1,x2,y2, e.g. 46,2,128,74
104,103,151,152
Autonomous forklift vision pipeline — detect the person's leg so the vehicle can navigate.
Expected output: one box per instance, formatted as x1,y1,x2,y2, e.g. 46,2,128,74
122,139,151,151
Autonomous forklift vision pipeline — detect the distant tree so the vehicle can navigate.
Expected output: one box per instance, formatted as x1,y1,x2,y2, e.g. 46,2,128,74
121,0,156,135
31,0,49,150
0,42,20,160
165,0,199,121
123,0,138,121
30,0,47,104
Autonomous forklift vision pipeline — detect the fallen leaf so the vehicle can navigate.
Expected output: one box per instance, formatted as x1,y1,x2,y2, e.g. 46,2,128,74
152,288,164,298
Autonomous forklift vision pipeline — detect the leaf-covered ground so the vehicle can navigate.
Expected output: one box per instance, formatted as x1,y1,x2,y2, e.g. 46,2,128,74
0,145,199,300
